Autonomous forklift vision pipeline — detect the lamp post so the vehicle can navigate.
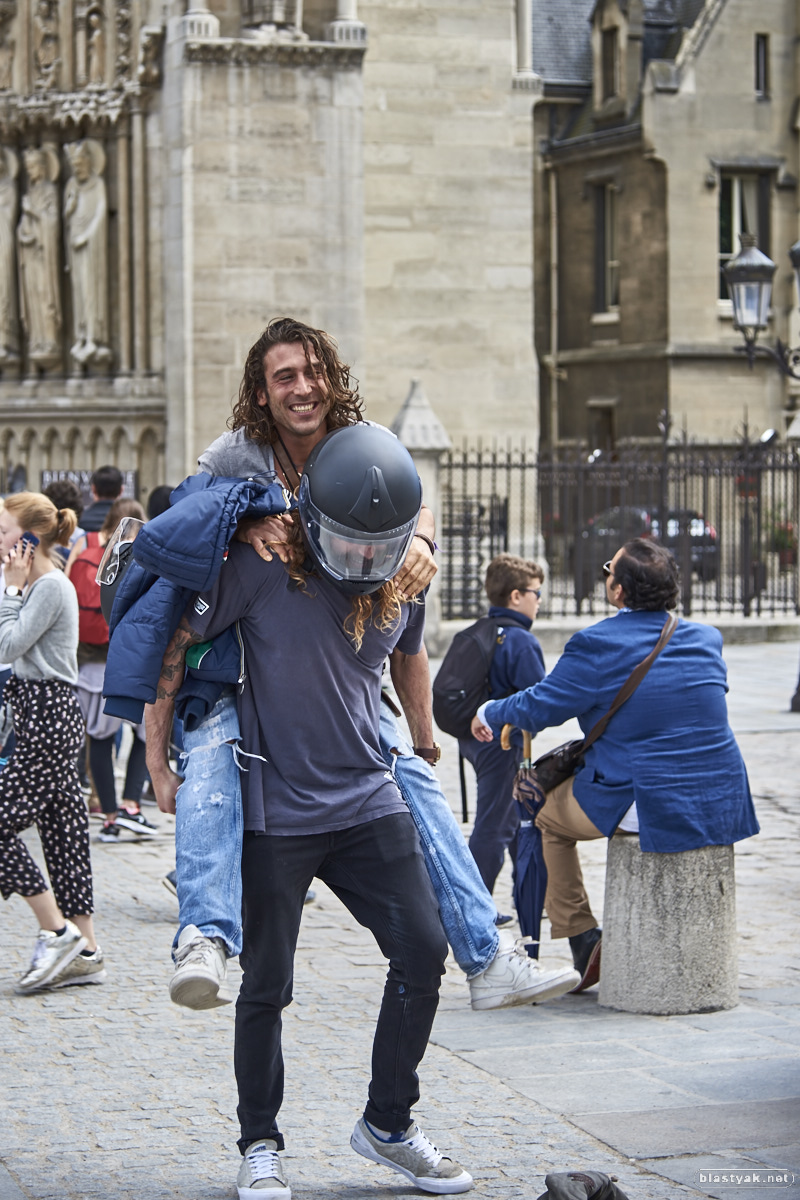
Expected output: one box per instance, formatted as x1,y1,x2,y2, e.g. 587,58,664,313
723,233,800,377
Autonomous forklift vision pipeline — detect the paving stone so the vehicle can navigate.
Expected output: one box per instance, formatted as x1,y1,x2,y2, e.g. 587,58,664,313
0,642,798,1198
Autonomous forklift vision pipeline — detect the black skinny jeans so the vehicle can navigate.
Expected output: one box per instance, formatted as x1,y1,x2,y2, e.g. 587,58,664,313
235,812,448,1153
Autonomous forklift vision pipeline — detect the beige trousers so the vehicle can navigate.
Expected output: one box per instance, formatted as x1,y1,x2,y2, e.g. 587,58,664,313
534,776,605,940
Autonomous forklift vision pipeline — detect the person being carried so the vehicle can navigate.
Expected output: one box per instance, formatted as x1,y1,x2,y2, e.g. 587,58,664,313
458,553,547,910
471,538,760,992
146,424,473,1197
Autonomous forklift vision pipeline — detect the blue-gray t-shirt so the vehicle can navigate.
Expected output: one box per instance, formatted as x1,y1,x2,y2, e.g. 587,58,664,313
186,542,425,836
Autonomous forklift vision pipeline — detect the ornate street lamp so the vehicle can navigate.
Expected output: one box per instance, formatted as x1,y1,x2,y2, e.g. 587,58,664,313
724,233,800,377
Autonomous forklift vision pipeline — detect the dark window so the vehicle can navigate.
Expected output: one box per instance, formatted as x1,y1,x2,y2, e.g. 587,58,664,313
755,34,769,98
601,28,618,101
719,173,771,300
594,184,619,312
588,405,616,454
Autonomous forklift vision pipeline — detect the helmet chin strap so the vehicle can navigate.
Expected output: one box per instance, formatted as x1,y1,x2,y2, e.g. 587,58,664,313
273,432,302,491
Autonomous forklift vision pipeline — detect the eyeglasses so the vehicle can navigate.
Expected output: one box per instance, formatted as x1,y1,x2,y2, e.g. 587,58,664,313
524,588,542,598
602,561,614,577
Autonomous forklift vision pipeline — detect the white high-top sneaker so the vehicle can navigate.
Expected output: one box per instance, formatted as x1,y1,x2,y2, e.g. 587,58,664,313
469,930,580,1010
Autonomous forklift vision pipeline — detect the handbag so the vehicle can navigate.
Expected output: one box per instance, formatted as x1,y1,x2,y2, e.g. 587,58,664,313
510,612,679,798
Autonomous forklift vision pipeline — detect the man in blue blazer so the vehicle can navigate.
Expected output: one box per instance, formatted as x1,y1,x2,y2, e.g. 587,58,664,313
471,538,759,992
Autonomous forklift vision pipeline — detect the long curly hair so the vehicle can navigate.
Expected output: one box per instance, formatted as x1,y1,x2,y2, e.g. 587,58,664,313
282,514,403,652
230,317,363,446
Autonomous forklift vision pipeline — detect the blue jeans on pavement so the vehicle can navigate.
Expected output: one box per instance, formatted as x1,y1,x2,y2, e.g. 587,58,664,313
380,701,498,979
173,689,243,959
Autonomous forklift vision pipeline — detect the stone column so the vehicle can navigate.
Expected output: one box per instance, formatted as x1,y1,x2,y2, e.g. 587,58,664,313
326,0,366,45
116,113,131,373
516,0,532,74
391,378,452,650
130,96,147,373
183,1,220,39
599,836,739,1015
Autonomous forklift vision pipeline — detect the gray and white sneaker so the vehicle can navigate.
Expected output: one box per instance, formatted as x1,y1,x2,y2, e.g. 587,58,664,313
14,920,87,994
351,1117,473,1194
469,930,580,1010
237,1138,290,1199
48,945,107,988
169,923,231,1010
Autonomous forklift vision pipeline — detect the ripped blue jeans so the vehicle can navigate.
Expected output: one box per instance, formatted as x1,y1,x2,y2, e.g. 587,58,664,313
173,689,243,959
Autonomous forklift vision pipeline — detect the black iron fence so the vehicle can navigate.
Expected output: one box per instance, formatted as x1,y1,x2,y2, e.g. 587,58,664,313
439,439,800,620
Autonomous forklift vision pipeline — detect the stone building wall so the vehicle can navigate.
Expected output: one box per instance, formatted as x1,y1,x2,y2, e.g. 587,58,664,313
643,0,799,441
536,136,668,447
358,0,539,444
159,16,365,477
0,1,541,498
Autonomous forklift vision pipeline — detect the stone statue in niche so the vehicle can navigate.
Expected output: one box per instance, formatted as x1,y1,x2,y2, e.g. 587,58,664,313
87,6,105,86
17,144,61,370
64,139,110,368
0,146,19,366
33,0,59,90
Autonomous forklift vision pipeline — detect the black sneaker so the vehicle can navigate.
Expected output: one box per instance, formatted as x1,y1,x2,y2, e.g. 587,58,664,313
494,912,515,927
115,808,158,837
97,821,120,843
162,870,178,899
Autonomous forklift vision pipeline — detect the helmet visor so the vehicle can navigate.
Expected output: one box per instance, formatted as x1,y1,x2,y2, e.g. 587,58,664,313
303,499,417,586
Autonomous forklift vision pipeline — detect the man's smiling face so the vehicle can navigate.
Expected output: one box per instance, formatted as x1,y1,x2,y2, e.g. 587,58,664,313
258,341,332,443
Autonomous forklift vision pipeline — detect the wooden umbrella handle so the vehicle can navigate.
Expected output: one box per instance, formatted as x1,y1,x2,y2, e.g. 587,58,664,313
501,725,533,757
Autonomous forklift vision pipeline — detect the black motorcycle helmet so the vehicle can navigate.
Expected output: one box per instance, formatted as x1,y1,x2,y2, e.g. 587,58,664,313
298,424,422,596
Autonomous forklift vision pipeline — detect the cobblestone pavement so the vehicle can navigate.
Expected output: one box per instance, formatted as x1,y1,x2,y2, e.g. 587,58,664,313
1,641,799,1200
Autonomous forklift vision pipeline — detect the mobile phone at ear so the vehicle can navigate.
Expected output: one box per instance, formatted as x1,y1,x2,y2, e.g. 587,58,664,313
19,531,39,551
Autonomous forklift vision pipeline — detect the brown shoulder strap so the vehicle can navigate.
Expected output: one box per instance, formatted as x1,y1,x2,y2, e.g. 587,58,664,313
581,612,679,753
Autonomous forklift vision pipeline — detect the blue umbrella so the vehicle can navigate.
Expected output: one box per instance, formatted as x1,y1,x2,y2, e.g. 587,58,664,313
502,726,548,960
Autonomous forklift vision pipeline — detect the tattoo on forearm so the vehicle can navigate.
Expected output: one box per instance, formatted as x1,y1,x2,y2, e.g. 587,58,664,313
155,619,203,699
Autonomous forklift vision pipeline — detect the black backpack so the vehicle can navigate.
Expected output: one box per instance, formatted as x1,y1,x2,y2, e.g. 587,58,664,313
432,617,502,738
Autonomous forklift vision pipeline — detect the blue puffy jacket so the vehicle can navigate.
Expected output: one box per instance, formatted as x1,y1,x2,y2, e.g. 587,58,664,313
103,474,292,722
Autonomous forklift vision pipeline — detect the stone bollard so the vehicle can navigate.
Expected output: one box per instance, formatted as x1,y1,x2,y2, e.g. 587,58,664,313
598,835,739,1015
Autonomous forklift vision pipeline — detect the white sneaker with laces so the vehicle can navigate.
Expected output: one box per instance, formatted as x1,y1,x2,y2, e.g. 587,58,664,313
169,923,231,1010
14,920,88,994
351,1117,473,1194
237,1138,290,1199
469,930,581,1010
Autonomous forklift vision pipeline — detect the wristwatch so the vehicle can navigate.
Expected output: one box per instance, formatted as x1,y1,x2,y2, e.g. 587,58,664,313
413,743,441,764
4,585,22,598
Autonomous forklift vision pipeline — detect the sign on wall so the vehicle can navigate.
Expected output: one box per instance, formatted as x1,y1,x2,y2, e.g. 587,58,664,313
40,469,138,508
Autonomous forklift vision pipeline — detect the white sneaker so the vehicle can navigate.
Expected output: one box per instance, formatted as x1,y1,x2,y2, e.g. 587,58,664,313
14,920,88,994
469,930,581,1010
48,945,107,988
351,1118,473,1194
237,1138,291,1199
169,924,231,1010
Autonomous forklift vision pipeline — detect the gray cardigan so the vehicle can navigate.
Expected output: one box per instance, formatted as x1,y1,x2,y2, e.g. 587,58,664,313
0,569,79,685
